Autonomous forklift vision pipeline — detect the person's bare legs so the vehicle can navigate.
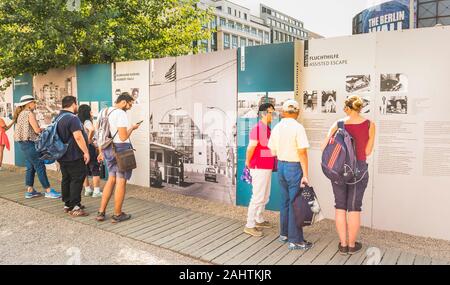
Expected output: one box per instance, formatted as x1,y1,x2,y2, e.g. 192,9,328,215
113,177,127,216
0,145,4,168
347,211,361,247
98,176,116,213
93,176,101,188
335,209,348,246
83,177,90,188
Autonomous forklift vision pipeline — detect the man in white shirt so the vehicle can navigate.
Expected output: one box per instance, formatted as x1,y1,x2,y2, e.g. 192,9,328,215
268,99,313,251
96,93,141,223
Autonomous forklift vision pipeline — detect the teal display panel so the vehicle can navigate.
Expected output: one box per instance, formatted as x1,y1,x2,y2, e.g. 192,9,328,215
237,43,295,211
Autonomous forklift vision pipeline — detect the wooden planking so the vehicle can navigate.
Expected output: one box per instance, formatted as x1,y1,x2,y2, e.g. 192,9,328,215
120,207,189,237
241,236,286,265
213,231,277,265
188,227,246,259
99,204,169,232
153,215,223,247
127,209,195,239
224,234,280,265
311,237,340,265
258,240,291,265
431,258,449,265
97,201,158,230
293,235,335,265
143,213,209,244
344,243,371,265
202,232,252,262
360,247,387,265
414,255,432,265
137,212,205,242
276,234,321,265
396,251,416,265
171,220,242,253
380,248,402,265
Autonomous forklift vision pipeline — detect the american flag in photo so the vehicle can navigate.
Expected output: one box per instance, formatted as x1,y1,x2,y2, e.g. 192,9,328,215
165,63,177,82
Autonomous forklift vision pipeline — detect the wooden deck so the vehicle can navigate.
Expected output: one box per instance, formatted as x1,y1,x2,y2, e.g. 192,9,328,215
0,170,448,265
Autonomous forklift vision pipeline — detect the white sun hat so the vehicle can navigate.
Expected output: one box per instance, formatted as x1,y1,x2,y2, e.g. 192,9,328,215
15,95,36,107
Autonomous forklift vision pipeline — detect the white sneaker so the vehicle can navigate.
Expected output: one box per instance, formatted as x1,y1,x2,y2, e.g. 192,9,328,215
92,190,102,198
84,189,93,197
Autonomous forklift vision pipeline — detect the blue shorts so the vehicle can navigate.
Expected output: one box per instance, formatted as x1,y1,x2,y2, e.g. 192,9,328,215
103,143,133,181
332,161,369,212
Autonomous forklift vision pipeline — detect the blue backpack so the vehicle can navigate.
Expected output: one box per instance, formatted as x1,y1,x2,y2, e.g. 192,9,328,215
321,120,365,186
35,113,72,162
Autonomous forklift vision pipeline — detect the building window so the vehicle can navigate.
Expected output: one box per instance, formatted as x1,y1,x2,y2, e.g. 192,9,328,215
232,35,238,48
258,30,263,40
264,32,270,44
224,33,230,49
220,17,226,27
240,37,246,47
244,13,247,20
211,32,217,51
216,6,222,11
228,7,232,15
235,10,237,17
248,40,254,46
211,17,217,29
244,25,250,33
255,41,260,45
262,7,267,14
251,27,257,35
267,9,271,15
236,23,242,31
228,21,235,29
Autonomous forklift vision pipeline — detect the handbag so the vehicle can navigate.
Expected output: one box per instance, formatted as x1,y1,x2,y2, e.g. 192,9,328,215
293,184,320,227
113,142,137,172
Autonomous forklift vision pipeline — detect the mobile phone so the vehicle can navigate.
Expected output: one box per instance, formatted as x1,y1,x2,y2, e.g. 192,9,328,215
136,120,144,125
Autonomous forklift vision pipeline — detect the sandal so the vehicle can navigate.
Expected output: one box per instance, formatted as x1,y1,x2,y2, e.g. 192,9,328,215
96,211,106,222
111,212,131,224
68,209,89,217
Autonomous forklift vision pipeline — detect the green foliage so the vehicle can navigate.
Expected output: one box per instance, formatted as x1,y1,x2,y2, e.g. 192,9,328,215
0,0,213,87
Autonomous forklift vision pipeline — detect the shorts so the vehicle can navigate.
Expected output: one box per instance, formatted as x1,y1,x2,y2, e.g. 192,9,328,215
103,143,133,181
332,161,369,212
87,144,101,177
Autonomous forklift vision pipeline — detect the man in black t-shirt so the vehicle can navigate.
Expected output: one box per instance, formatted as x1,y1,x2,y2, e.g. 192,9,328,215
56,96,90,217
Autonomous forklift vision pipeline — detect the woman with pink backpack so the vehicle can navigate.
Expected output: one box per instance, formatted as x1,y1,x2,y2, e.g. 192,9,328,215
322,95,376,256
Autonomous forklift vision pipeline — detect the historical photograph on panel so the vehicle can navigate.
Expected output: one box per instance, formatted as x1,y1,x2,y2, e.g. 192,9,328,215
321,90,337,113
238,92,267,118
346,75,371,93
303,90,318,113
33,67,77,126
380,73,408,92
150,50,237,205
382,95,408,114
0,89,6,103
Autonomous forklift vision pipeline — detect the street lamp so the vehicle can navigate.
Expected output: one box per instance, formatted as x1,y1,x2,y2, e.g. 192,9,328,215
161,107,182,122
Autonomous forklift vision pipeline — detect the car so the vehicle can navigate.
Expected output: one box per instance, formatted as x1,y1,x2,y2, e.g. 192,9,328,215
204,167,217,183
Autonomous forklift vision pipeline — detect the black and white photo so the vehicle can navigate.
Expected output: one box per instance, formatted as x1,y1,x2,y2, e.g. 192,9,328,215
346,75,371,93
380,73,408,92
321,90,337,113
303,90,318,112
385,95,408,114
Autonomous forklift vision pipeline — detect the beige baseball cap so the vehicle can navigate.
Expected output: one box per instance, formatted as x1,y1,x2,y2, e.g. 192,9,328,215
282,99,300,112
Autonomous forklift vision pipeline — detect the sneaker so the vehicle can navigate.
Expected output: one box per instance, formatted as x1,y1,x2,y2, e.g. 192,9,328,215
45,189,61,199
348,242,363,255
96,212,106,222
92,190,102,198
279,235,288,243
25,189,42,199
255,221,272,229
288,241,314,250
84,189,93,197
64,206,71,213
111,212,131,224
338,243,349,255
244,227,263,237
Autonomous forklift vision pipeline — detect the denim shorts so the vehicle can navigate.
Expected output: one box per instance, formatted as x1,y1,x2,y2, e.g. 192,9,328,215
103,143,133,181
332,161,369,212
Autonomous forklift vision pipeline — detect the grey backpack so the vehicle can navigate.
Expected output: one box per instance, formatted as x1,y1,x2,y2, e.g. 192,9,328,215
97,108,117,150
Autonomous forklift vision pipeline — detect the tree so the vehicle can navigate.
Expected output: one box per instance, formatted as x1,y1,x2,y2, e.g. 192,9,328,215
0,0,213,87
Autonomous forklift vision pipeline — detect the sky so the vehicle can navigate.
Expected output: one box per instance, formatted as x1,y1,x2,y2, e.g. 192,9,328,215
230,0,391,37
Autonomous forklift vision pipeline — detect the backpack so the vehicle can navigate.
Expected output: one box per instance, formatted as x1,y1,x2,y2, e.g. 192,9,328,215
35,113,72,162
321,120,366,186
97,107,118,150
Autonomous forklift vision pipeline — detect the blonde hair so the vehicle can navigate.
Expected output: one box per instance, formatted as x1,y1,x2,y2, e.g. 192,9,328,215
345,95,363,113
12,105,26,125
